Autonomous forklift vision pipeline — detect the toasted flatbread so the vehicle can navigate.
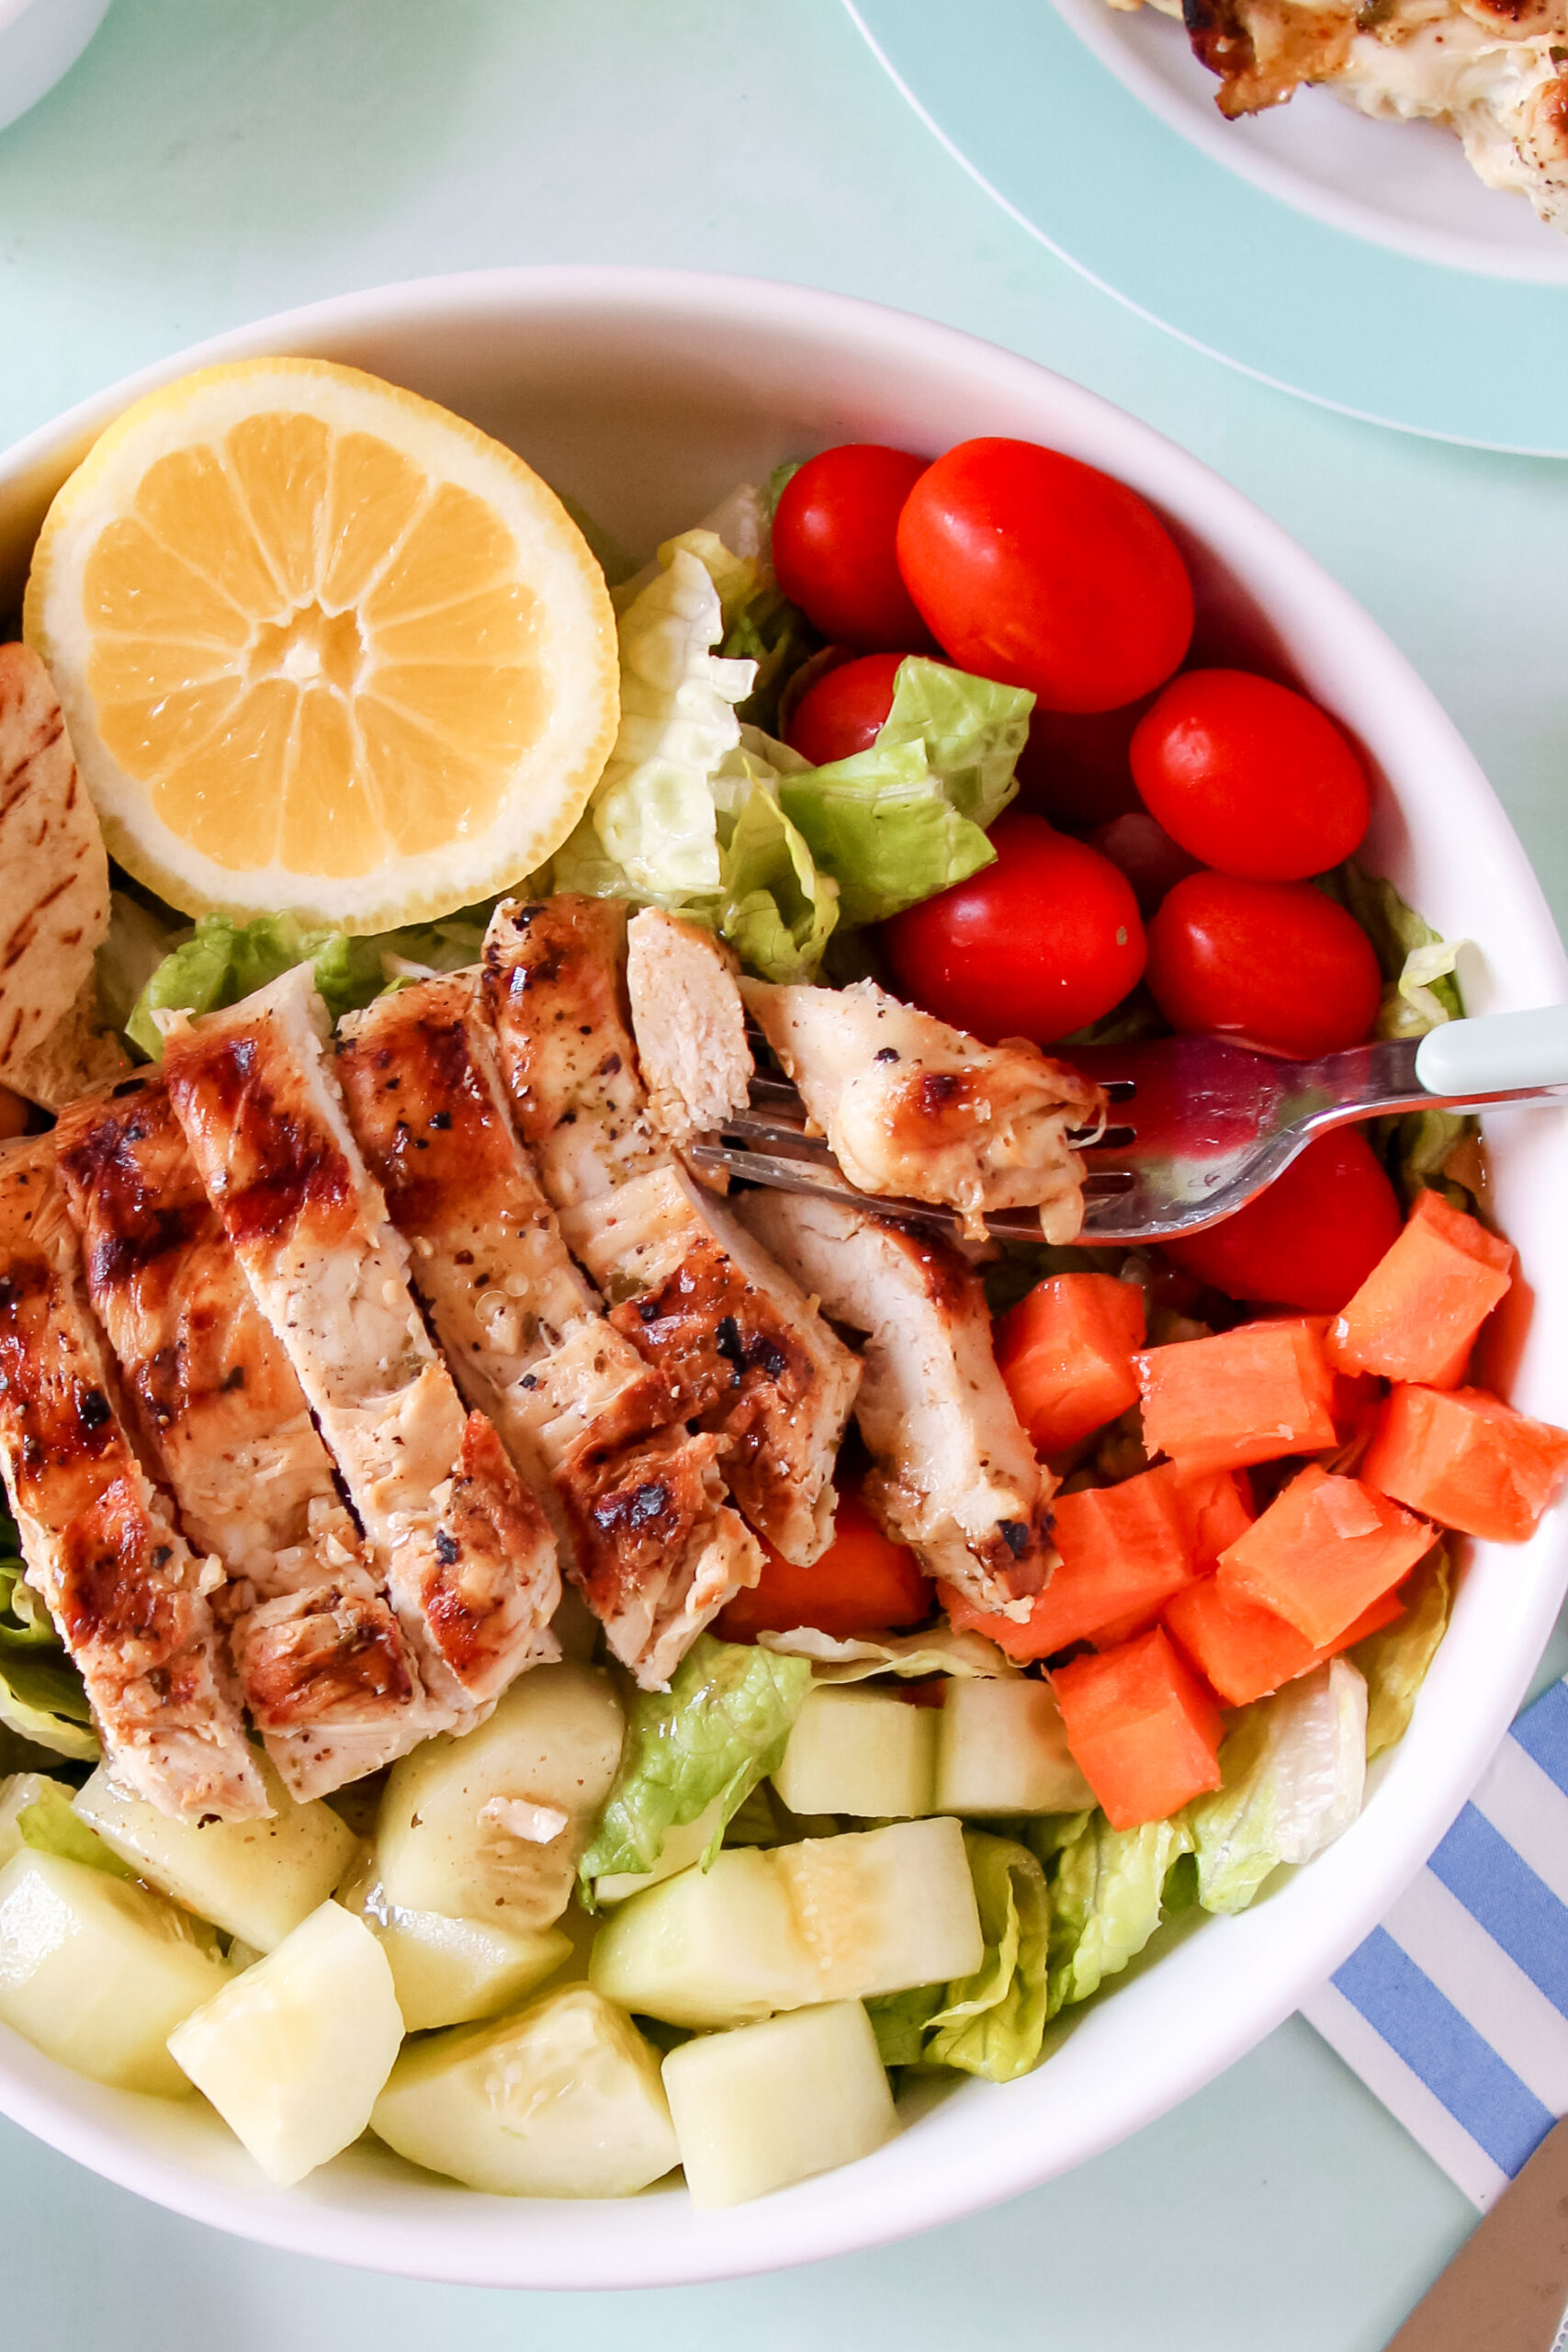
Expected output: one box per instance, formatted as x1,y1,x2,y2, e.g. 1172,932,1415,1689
0,645,111,1092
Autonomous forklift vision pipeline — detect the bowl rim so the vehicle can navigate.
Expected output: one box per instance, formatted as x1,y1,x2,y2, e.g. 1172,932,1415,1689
1,263,1564,2289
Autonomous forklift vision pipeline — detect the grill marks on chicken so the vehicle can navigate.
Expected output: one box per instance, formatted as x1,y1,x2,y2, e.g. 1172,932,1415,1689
0,1138,265,1816
737,1189,1055,1615
744,977,1104,1243
52,1078,429,1801
162,965,560,1729
483,898,861,1567
336,973,761,1688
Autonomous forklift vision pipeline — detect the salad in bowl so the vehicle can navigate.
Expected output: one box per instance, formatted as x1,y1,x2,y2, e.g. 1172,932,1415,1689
0,272,1562,2279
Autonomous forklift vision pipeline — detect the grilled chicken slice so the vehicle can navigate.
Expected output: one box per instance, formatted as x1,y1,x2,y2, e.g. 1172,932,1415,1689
737,1188,1055,1614
744,978,1104,1242
163,966,559,1726
626,908,752,1146
336,972,761,1688
0,1138,265,1817
53,1078,431,1800
484,897,861,1566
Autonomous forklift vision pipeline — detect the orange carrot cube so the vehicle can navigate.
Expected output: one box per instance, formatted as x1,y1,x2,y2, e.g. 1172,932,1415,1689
995,1272,1145,1453
1363,1384,1568,1544
1217,1462,1433,1646
1138,1319,1337,1475
940,1463,1194,1660
1327,1189,1513,1387
1163,1575,1404,1707
1054,1626,1224,1828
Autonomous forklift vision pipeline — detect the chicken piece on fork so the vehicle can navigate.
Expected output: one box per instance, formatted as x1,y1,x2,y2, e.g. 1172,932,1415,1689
483,898,861,1568
54,1077,434,1800
337,971,762,1690
0,1138,265,1817
163,966,560,1730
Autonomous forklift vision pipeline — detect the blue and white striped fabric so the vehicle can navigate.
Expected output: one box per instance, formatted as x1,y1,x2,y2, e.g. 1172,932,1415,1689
1301,1677,1568,2210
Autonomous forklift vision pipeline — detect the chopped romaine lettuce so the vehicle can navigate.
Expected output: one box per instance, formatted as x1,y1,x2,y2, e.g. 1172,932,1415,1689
1047,1811,1192,2015
719,778,840,983
0,1554,97,1766
580,1634,811,1897
96,889,182,1038
1184,1659,1368,1917
759,1624,1018,1681
872,656,1031,830
924,1831,1051,2081
777,738,997,928
15,1775,132,1878
1355,1543,1453,1758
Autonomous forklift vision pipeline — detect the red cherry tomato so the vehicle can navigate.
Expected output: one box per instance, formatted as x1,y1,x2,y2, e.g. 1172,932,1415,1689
895,438,1194,714
1161,1129,1403,1312
1087,811,1202,917
772,445,932,650
785,650,908,766
1146,873,1382,1059
716,1487,933,1641
884,812,1146,1046
1131,669,1371,881
1013,695,1154,828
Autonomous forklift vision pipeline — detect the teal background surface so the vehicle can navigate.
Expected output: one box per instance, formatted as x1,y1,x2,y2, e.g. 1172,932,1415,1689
0,2,1563,2341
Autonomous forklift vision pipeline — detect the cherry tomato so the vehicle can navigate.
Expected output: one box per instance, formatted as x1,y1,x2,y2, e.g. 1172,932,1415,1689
1087,811,1202,917
884,811,1146,1046
895,438,1194,714
1161,1129,1403,1312
785,650,908,766
1146,872,1382,1058
716,1487,933,1640
1131,669,1371,881
772,445,932,650
1013,695,1153,829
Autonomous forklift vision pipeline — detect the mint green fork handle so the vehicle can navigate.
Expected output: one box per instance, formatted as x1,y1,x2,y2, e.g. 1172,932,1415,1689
1415,1005,1568,1098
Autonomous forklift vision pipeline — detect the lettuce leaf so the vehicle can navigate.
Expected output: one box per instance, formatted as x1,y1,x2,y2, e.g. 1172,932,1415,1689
718,777,839,983
1184,1659,1367,1917
924,1831,1051,2081
866,1982,942,2067
873,657,1031,829
1046,1811,1192,2015
776,740,998,928
758,1624,1019,1681
1355,1543,1453,1758
127,911,384,1058
15,1776,133,1878
580,1634,812,1895
0,1555,97,1765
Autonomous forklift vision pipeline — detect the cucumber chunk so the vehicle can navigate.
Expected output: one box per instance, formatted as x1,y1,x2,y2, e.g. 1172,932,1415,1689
73,1757,357,1951
167,1900,403,2186
591,1817,983,2027
662,2000,898,2207
0,1849,231,2095
375,1664,623,1930
594,1792,726,1905
773,1688,937,1818
371,1984,679,2197
377,1905,569,2031
934,1678,1094,1815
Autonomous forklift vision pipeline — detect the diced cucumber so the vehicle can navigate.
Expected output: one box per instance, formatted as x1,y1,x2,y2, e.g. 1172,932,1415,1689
0,1774,64,1871
590,1817,983,2026
375,1664,623,1930
377,1907,570,2032
73,1757,357,1951
662,2001,898,2208
773,1689,936,1819
167,1901,403,2187
776,1817,984,2001
371,1984,679,2197
934,1678,1095,1815
591,1847,815,2027
594,1792,726,1905
0,1849,231,2095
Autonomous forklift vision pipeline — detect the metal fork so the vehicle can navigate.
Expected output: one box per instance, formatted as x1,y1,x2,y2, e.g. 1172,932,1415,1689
687,1006,1568,1247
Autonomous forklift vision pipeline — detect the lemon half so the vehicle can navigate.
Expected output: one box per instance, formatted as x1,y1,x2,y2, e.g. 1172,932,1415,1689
23,358,620,932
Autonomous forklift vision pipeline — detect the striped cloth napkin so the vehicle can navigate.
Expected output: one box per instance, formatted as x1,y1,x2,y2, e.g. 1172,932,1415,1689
1301,1675,1568,2211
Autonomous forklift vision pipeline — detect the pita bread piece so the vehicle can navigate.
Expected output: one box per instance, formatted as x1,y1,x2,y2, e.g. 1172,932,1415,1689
0,643,111,1090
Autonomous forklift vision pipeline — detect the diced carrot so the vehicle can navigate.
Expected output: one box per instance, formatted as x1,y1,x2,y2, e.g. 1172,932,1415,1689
1138,1319,1337,1474
716,1485,933,1640
940,1463,1194,1660
1217,1462,1433,1646
1094,1467,1258,1645
995,1272,1146,1453
1327,1189,1513,1387
1054,1625,1224,1828
1363,1384,1568,1544
1163,1575,1404,1706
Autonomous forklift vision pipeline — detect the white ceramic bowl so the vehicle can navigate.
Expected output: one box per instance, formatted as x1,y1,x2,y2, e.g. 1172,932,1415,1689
0,267,1563,2287
0,0,111,137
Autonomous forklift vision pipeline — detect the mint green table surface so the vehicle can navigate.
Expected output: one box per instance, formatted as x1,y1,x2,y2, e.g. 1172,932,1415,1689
2,2,1565,2341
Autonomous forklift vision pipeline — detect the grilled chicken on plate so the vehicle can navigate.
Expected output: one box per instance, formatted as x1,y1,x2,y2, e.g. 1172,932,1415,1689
336,969,762,1690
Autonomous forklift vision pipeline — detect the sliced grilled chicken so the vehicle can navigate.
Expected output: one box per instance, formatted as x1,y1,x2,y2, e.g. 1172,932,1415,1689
336,971,762,1688
743,977,1104,1242
0,1137,265,1817
736,1188,1055,1614
163,965,559,1725
484,897,861,1566
626,908,752,1146
53,1078,432,1800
